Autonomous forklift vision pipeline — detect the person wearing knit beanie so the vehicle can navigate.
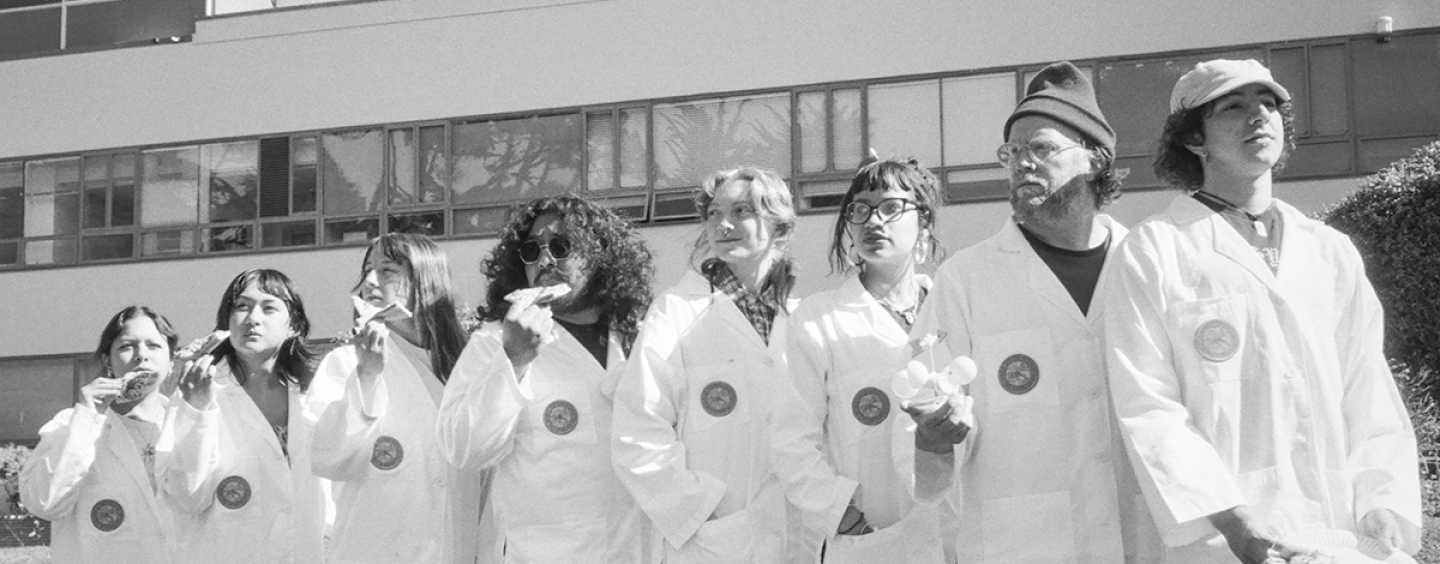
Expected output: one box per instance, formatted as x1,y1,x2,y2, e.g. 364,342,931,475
901,61,1161,564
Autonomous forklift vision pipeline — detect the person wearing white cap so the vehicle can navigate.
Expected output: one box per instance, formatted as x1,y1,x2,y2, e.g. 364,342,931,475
902,60,1160,563
1100,59,1422,563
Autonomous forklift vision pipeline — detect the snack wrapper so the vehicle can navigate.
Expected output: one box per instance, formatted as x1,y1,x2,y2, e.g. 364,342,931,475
505,283,572,308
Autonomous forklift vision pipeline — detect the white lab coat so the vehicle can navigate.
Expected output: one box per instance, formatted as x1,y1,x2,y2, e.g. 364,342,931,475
20,396,177,564
308,337,486,564
1100,195,1422,562
158,363,328,564
436,321,647,564
909,216,1157,564
773,274,955,564
611,270,794,564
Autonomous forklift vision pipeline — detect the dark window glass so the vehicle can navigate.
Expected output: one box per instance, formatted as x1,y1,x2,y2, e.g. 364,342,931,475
1353,34,1440,136
0,162,21,239
388,128,417,206
1309,44,1348,136
0,8,60,58
1096,49,1261,157
1268,48,1309,136
82,155,109,229
204,225,252,252
388,211,444,236
0,241,17,266
141,229,194,256
324,218,380,245
262,221,317,248
66,0,200,50
113,154,135,226
84,188,108,229
451,115,581,205
259,137,292,218
0,0,60,8
1358,136,1436,173
0,358,75,443
293,137,318,213
1280,140,1353,178
418,125,447,204
81,234,133,261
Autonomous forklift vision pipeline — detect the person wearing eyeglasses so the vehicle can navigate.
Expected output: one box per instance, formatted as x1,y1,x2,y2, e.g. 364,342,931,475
436,194,656,563
305,233,485,564
612,168,799,564
902,61,1159,563
768,155,958,563
1100,59,1421,564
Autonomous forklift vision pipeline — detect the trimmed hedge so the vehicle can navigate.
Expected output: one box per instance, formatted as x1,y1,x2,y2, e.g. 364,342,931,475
1322,140,1440,397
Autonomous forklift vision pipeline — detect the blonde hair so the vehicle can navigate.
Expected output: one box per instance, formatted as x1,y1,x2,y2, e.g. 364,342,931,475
689,167,797,268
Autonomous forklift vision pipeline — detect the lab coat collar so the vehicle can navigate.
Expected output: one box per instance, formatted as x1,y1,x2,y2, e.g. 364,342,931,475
993,215,1126,328
836,273,934,346
214,362,301,463
102,394,168,513
549,319,629,398
1162,193,1307,295
676,269,794,354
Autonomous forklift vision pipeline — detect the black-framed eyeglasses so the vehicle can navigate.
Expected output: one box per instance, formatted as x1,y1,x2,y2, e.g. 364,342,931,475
518,237,572,264
844,198,920,225
996,139,1084,168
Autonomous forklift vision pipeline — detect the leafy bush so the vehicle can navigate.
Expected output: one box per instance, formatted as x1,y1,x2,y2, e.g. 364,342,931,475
1322,140,1440,397
0,445,30,517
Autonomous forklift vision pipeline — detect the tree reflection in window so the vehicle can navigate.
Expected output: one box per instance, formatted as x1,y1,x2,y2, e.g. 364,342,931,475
450,115,580,205
204,141,259,224
653,93,790,189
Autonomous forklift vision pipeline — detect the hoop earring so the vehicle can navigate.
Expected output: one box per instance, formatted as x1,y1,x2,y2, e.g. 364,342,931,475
914,236,930,266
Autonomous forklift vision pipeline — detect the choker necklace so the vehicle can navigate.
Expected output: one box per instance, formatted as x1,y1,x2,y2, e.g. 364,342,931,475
872,283,924,326
1193,191,1270,237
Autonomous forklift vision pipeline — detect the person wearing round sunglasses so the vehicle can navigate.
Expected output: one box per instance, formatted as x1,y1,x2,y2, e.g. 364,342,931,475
305,233,484,564
1101,59,1421,564
437,194,656,563
612,167,799,564
769,155,956,563
904,61,1159,563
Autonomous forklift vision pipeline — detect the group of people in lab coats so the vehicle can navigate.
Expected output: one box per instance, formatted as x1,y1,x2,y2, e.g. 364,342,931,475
19,57,1422,564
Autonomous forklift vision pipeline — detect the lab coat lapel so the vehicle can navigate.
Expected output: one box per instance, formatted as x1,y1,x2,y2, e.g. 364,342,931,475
1086,215,1128,324
998,218,1090,330
219,367,289,463
1167,195,1280,293
102,409,158,501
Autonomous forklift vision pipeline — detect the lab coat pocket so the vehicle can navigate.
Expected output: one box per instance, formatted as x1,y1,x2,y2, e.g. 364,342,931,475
974,328,1058,415
836,365,898,449
78,489,147,556
826,507,943,564
671,508,756,564
1168,294,1250,383
981,491,1077,563
685,361,754,437
527,378,600,449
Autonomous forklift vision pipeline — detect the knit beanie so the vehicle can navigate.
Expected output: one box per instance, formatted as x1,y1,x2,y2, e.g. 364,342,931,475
1003,61,1116,152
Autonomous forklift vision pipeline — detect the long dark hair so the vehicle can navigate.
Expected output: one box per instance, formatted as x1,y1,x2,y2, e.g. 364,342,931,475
360,234,467,382
481,194,654,354
213,269,318,391
1153,97,1296,191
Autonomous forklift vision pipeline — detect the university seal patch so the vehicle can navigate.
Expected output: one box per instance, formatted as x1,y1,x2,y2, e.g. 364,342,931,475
1194,319,1239,362
851,387,890,426
701,381,737,417
544,400,579,435
90,499,124,531
997,354,1040,395
371,436,404,470
216,475,252,509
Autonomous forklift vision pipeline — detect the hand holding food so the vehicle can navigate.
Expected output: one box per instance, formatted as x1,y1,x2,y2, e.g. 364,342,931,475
80,374,124,413
502,283,571,372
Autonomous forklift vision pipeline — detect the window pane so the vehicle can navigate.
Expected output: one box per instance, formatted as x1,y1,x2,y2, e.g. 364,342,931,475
418,125,447,204
1098,60,1190,156
1359,136,1436,173
653,93,791,189
23,193,78,237
587,111,616,191
1310,45,1348,136
204,225,253,253
389,128,418,206
944,73,1017,167
322,130,385,215
141,229,194,256
388,211,444,237
832,89,863,170
1268,48,1308,136
82,155,109,229
141,147,200,226
292,137,318,213
798,179,850,210
453,207,509,236
868,80,941,167
1280,140,1353,177
451,115,582,204
203,141,259,223
262,221,317,249
24,237,76,265
113,154,135,226
1114,155,1161,189
1354,34,1440,136
81,234,133,261
0,358,74,442
798,91,828,173
0,241,17,266
25,157,79,194
944,167,1009,202
594,194,648,221
324,218,381,245
0,8,60,59
0,162,21,239
620,108,648,188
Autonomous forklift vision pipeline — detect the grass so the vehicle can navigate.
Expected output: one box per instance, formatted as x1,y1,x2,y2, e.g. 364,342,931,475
0,546,47,564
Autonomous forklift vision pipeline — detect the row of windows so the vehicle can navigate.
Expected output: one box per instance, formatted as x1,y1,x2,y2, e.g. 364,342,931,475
2,29,1437,269
0,0,200,60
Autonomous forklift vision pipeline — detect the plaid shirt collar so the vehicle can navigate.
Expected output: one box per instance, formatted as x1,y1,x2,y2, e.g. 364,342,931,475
702,259,780,345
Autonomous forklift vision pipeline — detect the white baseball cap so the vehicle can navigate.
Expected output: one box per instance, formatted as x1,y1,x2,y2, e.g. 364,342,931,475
1169,59,1291,113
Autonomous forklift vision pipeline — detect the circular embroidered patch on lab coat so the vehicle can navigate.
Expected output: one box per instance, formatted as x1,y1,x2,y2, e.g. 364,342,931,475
701,381,737,417
997,354,1040,395
216,475,252,509
1194,319,1239,362
851,387,891,426
371,436,404,470
90,499,124,531
544,400,579,435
